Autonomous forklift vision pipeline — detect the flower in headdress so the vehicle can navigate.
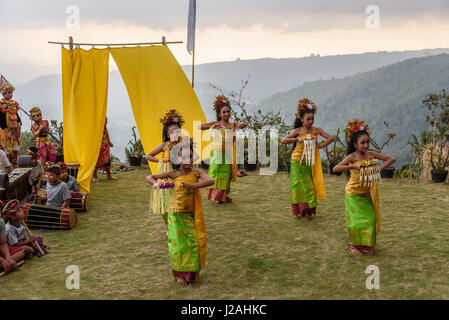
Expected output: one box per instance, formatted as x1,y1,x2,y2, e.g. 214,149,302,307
296,98,317,118
213,95,230,112
160,109,185,126
345,119,371,142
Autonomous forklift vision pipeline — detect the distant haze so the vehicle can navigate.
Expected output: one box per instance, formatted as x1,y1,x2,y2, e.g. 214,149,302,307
11,49,449,164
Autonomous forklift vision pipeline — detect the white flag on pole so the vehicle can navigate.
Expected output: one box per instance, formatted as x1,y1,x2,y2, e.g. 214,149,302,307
187,0,196,54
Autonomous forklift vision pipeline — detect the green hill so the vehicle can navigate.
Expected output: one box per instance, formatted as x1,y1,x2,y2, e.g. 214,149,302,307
260,54,449,167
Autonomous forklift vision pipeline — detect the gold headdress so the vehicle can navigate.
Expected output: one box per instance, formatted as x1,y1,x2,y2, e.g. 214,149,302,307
29,107,42,117
1,199,20,222
296,98,317,118
168,135,195,151
345,119,371,142
159,109,185,126
0,75,15,95
213,95,231,112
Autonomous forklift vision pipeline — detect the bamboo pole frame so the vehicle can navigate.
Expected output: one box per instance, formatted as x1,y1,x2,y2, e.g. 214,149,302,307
49,36,183,48
23,221,45,256
0,260,24,277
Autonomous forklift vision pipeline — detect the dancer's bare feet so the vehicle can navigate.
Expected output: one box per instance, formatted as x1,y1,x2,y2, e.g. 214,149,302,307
176,276,188,286
107,175,117,181
92,177,99,183
299,214,310,222
225,197,232,203
216,200,223,204
348,245,363,255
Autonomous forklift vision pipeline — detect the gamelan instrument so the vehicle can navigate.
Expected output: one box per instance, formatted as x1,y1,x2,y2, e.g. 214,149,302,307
69,192,89,212
0,168,32,201
21,203,77,230
66,163,80,179
18,155,32,168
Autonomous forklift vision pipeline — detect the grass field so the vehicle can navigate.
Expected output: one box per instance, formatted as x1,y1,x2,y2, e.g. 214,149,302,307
1,165,448,299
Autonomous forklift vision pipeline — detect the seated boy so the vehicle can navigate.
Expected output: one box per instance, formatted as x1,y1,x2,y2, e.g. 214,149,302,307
28,153,45,194
0,149,13,173
45,165,71,208
59,163,80,192
0,202,24,274
3,200,38,257
26,146,39,156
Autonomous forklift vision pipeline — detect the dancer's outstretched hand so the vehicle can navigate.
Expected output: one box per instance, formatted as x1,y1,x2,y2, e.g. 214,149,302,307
182,182,195,190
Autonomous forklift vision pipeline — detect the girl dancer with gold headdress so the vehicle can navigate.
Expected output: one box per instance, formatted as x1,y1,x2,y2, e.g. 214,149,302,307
281,98,334,221
146,137,214,286
0,75,22,166
145,109,184,228
333,119,395,255
200,96,246,204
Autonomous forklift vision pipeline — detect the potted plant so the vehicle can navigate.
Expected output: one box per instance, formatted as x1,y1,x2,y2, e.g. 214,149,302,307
427,142,449,183
211,76,289,173
243,136,258,171
370,121,396,178
421,89,449,182
126,126,144,166
324,128,345,176
279,143,292,173
200,159,210,169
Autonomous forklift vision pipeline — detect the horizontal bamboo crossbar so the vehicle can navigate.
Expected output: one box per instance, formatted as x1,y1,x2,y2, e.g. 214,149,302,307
48,41,183,47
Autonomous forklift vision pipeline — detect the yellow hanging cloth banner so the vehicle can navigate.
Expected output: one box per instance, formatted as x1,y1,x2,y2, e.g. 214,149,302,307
62,48,110,193
110,46,207,174
372,181,380,232
312,148,326,200
194,188,207,268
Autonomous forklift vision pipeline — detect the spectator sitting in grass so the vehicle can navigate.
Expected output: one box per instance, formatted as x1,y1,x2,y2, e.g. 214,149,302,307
59,163,79,192
0,149,13,173
0,200,24,274
28,153,44,195
44,165,71,208
3,200,36,258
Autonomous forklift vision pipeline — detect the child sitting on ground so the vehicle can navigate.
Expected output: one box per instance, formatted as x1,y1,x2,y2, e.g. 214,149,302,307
3,200,46,257
26,146,39,156
0,200,24,274
44,165,71,208
28,153,45,195
59,163,80,192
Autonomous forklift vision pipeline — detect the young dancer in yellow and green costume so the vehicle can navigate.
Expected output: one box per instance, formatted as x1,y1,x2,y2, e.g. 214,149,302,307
281,98,334,221
200,95,246,204
333,119,395,255
146,136,214,286
146,109,184,228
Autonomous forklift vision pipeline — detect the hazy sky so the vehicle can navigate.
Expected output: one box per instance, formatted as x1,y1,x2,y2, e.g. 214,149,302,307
1,0,449,80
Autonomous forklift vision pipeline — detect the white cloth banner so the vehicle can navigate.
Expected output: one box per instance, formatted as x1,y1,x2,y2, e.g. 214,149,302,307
187,0,196,54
